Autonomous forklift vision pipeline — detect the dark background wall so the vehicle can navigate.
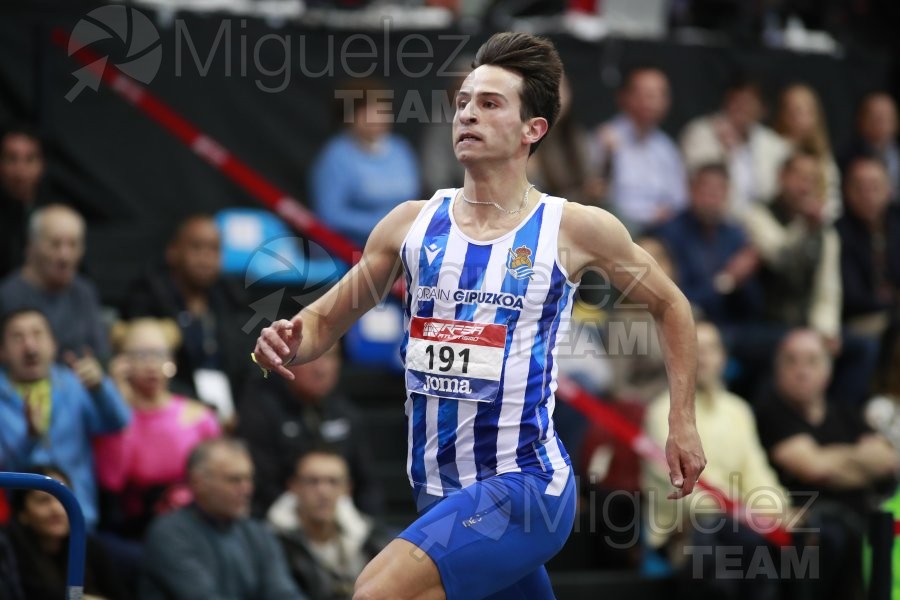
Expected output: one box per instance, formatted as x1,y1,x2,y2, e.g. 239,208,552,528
0,1,891,305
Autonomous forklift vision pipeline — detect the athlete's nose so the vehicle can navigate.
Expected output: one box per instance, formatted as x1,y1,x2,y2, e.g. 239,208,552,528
460,102,478,123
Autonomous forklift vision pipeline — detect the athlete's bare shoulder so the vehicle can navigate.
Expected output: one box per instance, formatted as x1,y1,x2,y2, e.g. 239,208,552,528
559,201,624,240
367,199,430,254
558,201,633,281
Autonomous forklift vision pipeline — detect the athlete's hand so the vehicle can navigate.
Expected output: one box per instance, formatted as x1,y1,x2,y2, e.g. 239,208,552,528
254,315,303,380
666,419,706,499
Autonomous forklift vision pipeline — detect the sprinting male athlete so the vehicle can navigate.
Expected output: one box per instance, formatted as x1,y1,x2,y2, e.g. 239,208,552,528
253,32,706,600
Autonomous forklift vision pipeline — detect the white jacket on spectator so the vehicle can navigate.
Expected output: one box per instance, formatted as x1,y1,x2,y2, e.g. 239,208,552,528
742,203,842,338
681,114,791,217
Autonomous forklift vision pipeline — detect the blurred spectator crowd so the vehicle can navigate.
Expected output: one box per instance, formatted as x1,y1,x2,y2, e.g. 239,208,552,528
0,41,899,600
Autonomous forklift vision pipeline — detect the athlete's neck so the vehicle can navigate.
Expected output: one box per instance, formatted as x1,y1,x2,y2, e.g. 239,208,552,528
461,165,533,215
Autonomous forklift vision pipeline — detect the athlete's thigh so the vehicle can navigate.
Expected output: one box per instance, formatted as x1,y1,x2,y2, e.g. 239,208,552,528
355,538,445,600
397,469,576,600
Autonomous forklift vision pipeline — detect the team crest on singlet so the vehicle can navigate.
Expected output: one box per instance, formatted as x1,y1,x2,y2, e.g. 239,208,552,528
506,245,535,280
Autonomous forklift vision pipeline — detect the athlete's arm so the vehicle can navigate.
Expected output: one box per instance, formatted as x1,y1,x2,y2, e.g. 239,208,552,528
560,203,706,498
253,201,425,380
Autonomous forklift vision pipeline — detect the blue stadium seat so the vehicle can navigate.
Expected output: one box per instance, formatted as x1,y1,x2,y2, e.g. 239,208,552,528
215,208,347,287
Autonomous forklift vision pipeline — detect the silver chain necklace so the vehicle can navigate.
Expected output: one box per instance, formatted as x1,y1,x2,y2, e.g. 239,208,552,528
461,184,535,215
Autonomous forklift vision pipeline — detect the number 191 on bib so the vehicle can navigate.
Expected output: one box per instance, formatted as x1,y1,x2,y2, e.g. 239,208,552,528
406,316,507,402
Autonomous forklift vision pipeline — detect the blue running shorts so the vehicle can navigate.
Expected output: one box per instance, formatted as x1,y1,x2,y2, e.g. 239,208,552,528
398,467,576,600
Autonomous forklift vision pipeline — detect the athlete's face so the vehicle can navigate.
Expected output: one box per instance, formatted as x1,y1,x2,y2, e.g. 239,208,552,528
452,65,543,165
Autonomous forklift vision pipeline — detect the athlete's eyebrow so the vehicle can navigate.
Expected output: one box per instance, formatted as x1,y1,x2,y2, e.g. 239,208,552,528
455,90,508,102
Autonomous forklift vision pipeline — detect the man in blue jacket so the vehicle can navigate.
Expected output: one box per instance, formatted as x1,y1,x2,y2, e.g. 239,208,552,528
0,307,130,528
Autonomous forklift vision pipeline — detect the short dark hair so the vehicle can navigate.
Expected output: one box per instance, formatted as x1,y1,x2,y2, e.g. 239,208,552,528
293,443,346,472
780,150,819,175
725,75,763,98
472,32,563,156
620,65,667,92
0,307,51,340
10,465,71,516
691,162,729,182
170,213,216,244
186,437,248,476
0,123,42,153
846,154,889,177
858,91,895,116
292,444,351,489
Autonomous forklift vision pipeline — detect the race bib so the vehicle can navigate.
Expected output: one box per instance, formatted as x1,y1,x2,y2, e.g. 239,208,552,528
406,316,507,402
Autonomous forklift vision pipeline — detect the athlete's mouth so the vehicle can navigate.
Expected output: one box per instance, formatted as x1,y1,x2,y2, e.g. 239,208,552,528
457,132,482,144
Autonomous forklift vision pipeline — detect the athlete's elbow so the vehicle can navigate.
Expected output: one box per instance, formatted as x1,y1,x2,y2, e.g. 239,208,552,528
648,290,692,325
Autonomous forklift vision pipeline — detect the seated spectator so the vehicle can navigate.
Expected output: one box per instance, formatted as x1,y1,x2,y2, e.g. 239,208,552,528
5,465,129,600
653,162,788,396
588,67,686,230
746,151,882,404
837,157,900,342
238,343,382,517
681,77,791,217
643,321,789,599
0,204,110,360
842,93,898,198
755,330,898,600
743,152,841,343
93,318,221,539
653,162,761,324
864,333,900,457
529,74,603,207
0,308,130,528
774,83,842,219
121,214,251,412
0,124,46,279
268,447,392,600
311,79,420,248
139,438,304,600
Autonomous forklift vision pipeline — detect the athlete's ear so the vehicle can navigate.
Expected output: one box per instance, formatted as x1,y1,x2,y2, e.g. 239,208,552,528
522,116,549,148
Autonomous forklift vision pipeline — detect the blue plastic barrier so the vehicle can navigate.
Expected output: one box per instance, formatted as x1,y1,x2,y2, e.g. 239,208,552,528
0,472,86,600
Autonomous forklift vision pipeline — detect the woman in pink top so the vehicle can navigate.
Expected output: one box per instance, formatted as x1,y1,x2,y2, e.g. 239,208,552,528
93,318,221,538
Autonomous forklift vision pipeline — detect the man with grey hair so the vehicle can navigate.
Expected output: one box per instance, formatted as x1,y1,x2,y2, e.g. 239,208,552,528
0,203,110,364
140,437,305,599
